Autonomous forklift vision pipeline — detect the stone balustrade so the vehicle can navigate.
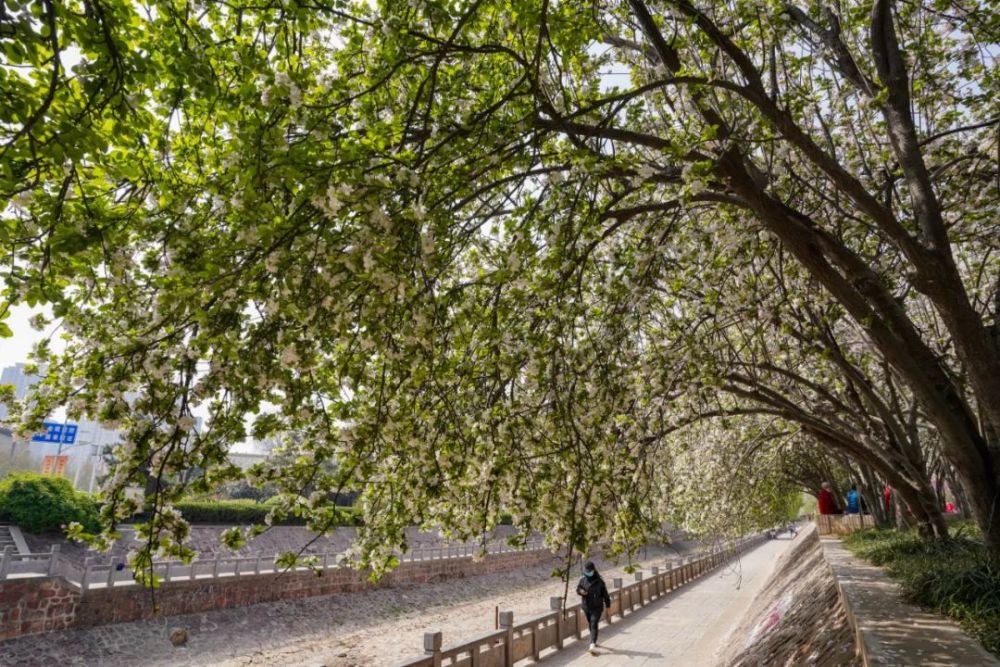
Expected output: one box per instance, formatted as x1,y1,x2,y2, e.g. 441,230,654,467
0,539,551,641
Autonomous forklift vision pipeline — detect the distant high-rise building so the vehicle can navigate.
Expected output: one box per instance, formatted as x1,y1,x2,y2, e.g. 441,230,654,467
0,363,42,421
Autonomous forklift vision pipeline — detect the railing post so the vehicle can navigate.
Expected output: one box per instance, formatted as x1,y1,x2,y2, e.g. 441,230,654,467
322,552,329,571
612,577,623,618
424,631,443,667
574,606,582,639
213,551,221,578
635,572,644,606
164,560,172,583
612,577,623,615
48,544,61,576
81,557,93,589
651,566,660,598
107,557,119,588
549,597,562,651
255,554,262,575
499,611,514,667
0,546,12,580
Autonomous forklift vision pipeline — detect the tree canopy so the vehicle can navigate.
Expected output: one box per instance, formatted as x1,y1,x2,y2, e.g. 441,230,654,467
2,0,999,577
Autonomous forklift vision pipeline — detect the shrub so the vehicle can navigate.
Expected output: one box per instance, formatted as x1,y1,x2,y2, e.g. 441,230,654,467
844,528,1000,657
217,480,278,502
0,472,100,534
174,499,272,524
138,499,363,527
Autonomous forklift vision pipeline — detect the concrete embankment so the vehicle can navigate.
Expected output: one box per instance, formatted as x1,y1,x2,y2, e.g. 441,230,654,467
716,525,859,667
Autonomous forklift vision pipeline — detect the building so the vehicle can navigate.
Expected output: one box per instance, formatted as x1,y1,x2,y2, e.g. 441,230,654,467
0,363,42,421
0,361,258,489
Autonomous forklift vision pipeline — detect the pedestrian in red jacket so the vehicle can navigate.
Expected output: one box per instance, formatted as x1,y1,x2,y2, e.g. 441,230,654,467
818,482,838,515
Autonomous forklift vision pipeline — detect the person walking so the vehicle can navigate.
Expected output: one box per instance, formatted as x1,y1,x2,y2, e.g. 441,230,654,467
576,560,611,654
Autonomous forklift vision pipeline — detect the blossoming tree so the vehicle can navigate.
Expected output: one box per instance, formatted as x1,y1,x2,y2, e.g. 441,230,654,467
2,0,998,579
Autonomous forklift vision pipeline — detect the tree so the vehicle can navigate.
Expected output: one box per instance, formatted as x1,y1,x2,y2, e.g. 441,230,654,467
648,250,951,538
2,0,998,576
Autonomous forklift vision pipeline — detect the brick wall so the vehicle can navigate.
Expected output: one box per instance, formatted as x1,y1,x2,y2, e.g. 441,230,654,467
0,548,554,640
0,577,81,641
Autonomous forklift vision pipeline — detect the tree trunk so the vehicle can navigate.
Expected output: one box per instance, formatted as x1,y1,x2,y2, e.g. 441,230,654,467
960,470,1000,549
720,159,995,553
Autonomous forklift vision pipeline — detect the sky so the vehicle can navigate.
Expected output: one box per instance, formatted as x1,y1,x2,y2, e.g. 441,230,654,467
1,302,269,451
1,303,61,370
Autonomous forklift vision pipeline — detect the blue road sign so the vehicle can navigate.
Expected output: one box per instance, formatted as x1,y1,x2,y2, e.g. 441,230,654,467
31,422,78,445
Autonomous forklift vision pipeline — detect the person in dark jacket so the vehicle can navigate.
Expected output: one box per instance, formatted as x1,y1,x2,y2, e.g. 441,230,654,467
576,560,611,653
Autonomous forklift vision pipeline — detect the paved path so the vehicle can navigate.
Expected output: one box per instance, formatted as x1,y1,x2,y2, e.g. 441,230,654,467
541,536,795,666
821,537,999,666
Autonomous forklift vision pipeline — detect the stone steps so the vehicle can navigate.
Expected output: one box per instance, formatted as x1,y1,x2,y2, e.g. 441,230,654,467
0,523,28,554
0,524,17,549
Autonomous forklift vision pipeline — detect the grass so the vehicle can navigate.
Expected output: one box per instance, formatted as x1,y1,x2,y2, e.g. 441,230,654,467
842,522,1000,658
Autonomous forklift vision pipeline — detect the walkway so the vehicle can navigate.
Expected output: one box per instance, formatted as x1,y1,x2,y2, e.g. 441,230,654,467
541,536,794,666
821,537,998,666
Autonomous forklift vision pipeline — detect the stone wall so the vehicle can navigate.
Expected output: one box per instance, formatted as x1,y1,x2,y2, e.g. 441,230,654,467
0,548,554,641
0,577,81,641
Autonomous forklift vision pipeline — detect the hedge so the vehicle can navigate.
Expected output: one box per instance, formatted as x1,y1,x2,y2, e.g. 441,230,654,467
137,499,362,526
0,472,101,534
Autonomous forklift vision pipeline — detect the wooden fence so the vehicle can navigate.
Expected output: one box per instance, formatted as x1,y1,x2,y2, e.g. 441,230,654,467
395,534,766,667
815,514,876,535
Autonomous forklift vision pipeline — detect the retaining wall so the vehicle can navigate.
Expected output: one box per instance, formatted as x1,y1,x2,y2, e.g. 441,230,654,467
0,577,82,640
0,547,554,641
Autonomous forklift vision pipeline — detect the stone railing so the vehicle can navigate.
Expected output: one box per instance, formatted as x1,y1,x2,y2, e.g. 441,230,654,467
0,539,546,593
0,539,555,640
395,534,766,667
